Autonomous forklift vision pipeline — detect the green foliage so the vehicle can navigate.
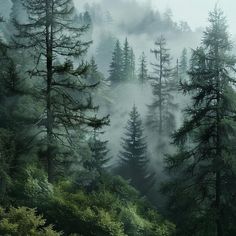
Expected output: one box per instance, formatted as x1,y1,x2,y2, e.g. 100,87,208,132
23,166,54,206
43,175,174,236
13,0,109,182
146,36,177,139
109,40,123,85
138,52,148,84
109,38,136,86
179,48,188,79
0,128,15,201
0,207,61,236
117,105,155,195
163,7,236,236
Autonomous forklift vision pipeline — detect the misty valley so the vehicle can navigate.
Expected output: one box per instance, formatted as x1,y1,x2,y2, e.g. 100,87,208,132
0,0,235,236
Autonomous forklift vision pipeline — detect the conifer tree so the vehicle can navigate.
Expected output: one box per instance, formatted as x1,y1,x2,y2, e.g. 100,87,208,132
179,48,188,79
0,24,35,201
12,0,108,182
163,8,236,236
118,105,155,195
130,48,136,80
138,52,148,84
86,56,101,83
146,36,176,137
108,40,123,86
122,38,131,81
85,128,110,176
96,34,116,75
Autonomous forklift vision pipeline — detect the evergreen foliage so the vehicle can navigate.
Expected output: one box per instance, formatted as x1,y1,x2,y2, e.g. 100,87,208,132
163,7,236,236
146,36,177,137
138,52,148,84
118,105,155,195
179,48,188,79
12,0,109,182
0,206,61,236
85,128,110,176
44,176,174,236
108,40,123,85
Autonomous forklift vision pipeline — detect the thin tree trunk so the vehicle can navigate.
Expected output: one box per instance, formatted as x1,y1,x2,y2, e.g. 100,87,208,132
46,0,54,182
159,47,163,135
215,44,223,236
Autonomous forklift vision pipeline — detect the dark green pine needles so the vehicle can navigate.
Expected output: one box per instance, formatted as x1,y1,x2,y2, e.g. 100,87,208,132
118,105,155,195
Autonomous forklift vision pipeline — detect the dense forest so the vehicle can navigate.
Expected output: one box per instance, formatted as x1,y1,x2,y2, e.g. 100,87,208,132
0,0,236,235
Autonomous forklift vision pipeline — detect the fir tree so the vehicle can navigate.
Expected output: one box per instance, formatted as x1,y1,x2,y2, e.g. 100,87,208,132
122,38,130,81
12,0,108,182
179,48,188,79
96,34,116,75
86,56,101,83
138,52,148,84
83,11,92,26
130,48,136,80
108,40,123,86
163,8,236,236
0,27,34,201
146,36,176,137
118,105,155,195
85,128,110,176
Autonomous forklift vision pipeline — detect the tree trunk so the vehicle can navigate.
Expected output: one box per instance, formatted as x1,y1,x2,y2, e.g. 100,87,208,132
215,43,223,236
159,47,163,135
46,0,54,183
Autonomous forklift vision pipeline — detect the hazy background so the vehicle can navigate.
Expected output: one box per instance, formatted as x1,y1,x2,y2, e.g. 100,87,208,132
70,0,236,166
1,0,235,174
74,0,236,35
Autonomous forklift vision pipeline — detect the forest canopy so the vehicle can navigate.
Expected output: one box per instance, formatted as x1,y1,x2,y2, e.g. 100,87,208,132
0,1,236,236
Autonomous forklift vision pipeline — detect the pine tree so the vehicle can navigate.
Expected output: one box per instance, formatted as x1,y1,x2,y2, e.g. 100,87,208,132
83,11,92,26
138,52,148,84
130,48,136,80
122,38,131,81
163,7,236,236
0,26,34,201
179,48,188,79
96,34,116,75
118,105,155,195
86,56,101,83
85,128,110,176
12,0,108,182
146,36,176,136
0,27,13,201
108,40,123,86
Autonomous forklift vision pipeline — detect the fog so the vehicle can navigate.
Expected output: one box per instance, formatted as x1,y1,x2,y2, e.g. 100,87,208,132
1,0,235,191
75,0,236,35
71,0,200,170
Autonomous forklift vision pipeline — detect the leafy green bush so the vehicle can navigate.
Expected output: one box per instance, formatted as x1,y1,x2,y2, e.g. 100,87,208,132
43,175,175,236
0,206,61,236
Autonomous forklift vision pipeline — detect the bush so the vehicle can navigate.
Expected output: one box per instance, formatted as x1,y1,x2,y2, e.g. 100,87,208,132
0,206,61,236
43,175,175,236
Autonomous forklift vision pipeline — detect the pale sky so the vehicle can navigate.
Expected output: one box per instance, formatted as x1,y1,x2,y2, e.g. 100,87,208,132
75,0,236,36
139,0,236,35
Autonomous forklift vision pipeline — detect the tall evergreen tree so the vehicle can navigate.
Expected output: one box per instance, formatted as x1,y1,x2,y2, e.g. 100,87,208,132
163,8,236,236
0,21,36,202
86,56,101,83
108,40,123,86
130,48,136,80
138,52,148,84
12,0,108,182
96,34,116,76
118,105,155,195
146,36,176,137
179,48,188,79
122,38,131,81
85,128,110,176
